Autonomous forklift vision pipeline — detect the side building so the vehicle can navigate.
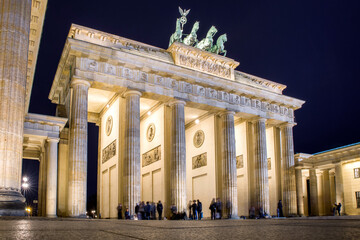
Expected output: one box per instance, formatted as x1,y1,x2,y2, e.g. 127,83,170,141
295,142,360,216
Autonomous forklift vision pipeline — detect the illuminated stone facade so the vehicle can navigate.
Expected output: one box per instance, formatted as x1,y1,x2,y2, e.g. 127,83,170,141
1,5,323,218
295,143,360,216
46,24,305,218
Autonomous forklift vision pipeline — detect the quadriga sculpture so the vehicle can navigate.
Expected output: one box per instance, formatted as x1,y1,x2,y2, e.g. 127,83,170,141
195,26,218,51
169,18,183,47
210,34,227,56
183,21,199,46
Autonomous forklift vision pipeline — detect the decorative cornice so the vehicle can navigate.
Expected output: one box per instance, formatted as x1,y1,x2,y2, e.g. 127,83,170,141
26,0,48,113
167,42,239,80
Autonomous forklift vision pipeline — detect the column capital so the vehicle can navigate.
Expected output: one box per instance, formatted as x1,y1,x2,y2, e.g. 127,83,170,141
250,116,267,124
279,122,297,128
71,79,91,88
47,137,60,143
168,99,186,107
218,111,235,117
123,89,142,98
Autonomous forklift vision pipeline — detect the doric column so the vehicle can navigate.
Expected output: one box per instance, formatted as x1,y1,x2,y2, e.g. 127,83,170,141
0,0,31,216
295,169,304,216
335,163,345,213
309,169,319,216
46,138,59,217
280,123,297,216
38,152,45,217
169,100,187,213
67,79,90,217
220,111,238,218
252,118,269,214
123,90,141,217
322,169,331,215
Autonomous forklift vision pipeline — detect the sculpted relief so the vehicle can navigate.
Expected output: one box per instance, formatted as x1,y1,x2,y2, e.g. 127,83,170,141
102,140,116,164
179,54,231,78
142,145,161,167
105,115,113,136
146,123,155,142
193,130,205,148
236,155,244,169
192,152,207,169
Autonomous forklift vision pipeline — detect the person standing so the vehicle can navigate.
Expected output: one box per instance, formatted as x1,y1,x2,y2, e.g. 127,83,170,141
216,198,222,219
139,201,145,220
277,200,283,217
157,200,163,220
145,201,151,220
188,200,193,219
197,199,202,220
192,200,198,220
135,202,139,218
151,202,156,220
337,203,342,216
210,198,216,220
117,203,123,219
125,208,130,219
333,202,337,216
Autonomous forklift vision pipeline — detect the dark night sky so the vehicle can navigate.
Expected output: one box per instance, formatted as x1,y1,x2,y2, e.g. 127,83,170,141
24,0,360,207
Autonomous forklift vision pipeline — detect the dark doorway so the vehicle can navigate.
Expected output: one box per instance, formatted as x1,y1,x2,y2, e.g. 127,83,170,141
21,159,40,216
87,123,99,215
306,179,311,216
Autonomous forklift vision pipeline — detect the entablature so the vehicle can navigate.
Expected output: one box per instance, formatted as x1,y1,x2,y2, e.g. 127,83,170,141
49,24,305,124
295,143,360,169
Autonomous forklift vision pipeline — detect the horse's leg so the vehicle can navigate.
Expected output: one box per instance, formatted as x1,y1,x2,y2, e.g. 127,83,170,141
223,50,227,57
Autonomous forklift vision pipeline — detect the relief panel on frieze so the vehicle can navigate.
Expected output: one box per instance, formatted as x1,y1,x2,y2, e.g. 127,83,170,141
236,155,244,169
142,145,161,167
267,158,271,170
102,139,116,164
192,152,207,169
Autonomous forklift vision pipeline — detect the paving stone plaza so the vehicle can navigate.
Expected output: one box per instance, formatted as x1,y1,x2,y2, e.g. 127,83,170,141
1,217,360,240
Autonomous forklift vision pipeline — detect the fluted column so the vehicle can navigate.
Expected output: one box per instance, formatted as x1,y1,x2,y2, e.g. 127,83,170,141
295,169,304,216
0,0,31,215
322,169,331,215
252,118,269,214
123,90,141,217
335,163,345,213
170,100,186,213
46,138,59,217
68,79,90,217
281,123,297,216
309,169,319,216
220,111,238,218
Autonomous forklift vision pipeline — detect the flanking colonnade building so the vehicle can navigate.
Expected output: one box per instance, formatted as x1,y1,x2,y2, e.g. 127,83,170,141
45,24,305,218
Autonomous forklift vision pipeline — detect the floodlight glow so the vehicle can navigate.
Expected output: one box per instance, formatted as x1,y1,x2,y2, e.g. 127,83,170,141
195,119,200,124
23,177,28,182
22,183,29,189
147,111,151,116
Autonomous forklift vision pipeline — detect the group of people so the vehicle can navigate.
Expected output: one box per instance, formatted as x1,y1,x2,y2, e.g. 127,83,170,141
209,198,223,220
333,202,342,216
117,200,163,220
187,200,203,220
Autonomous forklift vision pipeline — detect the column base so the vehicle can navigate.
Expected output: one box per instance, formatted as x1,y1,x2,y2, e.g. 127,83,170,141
46,214,57,218
0,190,26,216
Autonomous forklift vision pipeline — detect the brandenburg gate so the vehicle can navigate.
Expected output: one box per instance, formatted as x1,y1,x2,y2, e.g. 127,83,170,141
0,3,304,218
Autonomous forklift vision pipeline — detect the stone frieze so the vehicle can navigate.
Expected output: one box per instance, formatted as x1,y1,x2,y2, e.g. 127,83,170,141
142,145,161,167
236,155,244,169
192,152,207,169
102,139,116,163
78,58,295,120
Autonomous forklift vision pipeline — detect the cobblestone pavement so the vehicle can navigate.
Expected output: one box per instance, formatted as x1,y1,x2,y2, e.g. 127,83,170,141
0,217,360,240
